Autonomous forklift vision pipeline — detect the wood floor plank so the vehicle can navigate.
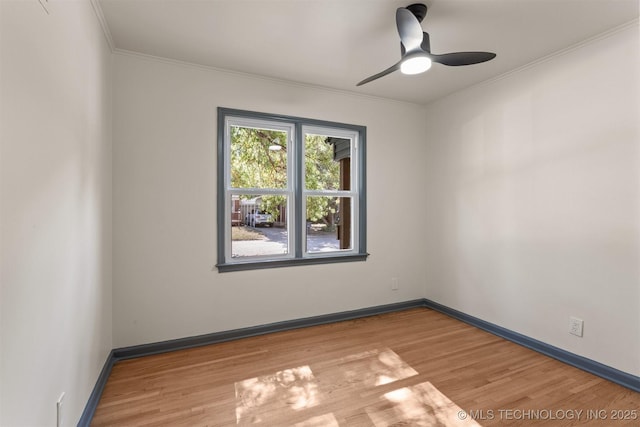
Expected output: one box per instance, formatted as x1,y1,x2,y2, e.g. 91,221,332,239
92,308,639,426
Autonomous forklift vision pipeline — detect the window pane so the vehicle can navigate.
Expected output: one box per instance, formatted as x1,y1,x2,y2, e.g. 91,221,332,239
231,195,289,258
305,134,349,191
231,126,288,189
306,196,352,253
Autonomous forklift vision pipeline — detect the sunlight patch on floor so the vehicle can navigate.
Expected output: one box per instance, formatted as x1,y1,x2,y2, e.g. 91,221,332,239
366,381,482,427
233,350,471,425
293,413,340,427
235,365,319,424
329,348,419,389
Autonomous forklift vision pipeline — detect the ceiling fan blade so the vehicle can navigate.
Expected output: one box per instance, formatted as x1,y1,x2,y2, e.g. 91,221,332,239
401,32,431,56
431,51,496,66
356,61,401,86
396,7,423,51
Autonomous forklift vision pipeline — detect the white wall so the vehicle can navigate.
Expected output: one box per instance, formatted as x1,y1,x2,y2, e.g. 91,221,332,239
0,4,635,425
0,1,112,425
112,53,429,348
423,23,639,375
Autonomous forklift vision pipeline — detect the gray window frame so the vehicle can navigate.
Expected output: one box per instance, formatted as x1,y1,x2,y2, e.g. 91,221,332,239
216,107,368,272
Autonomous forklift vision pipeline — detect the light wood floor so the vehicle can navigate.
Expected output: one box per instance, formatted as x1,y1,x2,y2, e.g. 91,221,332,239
91,308,639,426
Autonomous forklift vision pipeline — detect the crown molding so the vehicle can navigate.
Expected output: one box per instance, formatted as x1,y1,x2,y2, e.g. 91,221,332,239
112,48,426,109
89,0,114,52
427,18,639,107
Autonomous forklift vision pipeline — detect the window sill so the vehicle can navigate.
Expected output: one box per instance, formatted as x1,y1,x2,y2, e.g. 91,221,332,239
216,253,369,273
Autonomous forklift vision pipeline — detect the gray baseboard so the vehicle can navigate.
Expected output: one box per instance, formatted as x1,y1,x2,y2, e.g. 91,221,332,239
77,350,115,427
422,298,640,393
77,299,425,426
112,299,425,361
78,298,639,426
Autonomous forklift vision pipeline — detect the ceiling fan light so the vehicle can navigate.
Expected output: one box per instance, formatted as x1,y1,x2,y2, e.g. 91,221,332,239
400,56,432,75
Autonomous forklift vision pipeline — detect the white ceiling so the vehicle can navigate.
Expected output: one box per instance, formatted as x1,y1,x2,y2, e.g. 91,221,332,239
97,0,639,105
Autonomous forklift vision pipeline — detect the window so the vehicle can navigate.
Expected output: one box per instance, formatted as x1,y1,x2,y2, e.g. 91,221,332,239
217,108,367,272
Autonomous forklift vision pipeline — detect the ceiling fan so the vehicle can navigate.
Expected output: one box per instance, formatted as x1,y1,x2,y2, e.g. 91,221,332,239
357,3,496,86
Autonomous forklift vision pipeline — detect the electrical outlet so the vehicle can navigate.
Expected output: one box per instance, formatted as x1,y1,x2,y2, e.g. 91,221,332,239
391,277,399,290
57,392,65,427
569,317,583,337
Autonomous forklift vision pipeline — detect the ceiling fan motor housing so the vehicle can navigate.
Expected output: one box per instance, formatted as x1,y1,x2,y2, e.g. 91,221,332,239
406,3,428,23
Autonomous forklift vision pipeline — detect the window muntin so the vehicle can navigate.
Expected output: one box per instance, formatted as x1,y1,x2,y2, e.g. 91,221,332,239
218,108,366,271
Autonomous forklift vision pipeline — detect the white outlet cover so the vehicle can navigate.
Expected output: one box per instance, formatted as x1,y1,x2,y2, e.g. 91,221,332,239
569,317,584,337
